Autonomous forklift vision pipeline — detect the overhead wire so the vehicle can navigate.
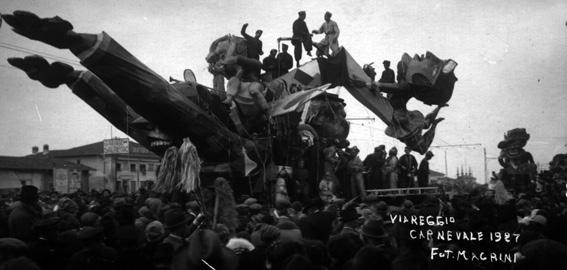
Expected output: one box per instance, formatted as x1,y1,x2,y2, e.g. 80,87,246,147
0,41,81,64
0,42,82,68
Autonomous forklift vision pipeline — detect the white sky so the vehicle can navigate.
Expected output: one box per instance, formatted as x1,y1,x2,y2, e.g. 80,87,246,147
1,0,566,183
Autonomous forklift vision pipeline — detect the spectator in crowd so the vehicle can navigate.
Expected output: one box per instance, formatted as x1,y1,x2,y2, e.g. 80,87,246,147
8,186,42,241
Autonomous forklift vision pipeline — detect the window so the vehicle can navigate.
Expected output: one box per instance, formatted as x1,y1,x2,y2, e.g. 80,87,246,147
130,164,136,172
140,164,146,176
76,159,81,164
148,164,154,171
116,163,122,171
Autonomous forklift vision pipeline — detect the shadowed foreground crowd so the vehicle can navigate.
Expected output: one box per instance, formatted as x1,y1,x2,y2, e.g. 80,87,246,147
1,182,567,270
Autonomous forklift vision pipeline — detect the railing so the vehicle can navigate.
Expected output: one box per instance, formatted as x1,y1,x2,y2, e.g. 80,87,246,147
366,187,440,197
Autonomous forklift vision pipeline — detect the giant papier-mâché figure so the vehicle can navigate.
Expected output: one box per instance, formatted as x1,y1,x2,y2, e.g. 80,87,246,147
497,128,537,193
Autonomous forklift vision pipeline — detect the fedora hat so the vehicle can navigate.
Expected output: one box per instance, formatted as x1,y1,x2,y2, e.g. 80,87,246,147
361,220,387,239
164,208,189,230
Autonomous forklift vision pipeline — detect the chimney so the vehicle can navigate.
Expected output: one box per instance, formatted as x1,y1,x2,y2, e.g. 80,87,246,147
32,146,39,154
43,144,49,155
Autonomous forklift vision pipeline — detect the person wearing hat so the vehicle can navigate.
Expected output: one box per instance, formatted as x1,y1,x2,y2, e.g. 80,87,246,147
312,11,340,56
240,23,263,60
398,146,418,188
240,23,264,80
336,203,361,236
262,49,278,81
80,211,100,227
292,11,313,67
162,208,192,252
417,151,434,187
276,43,293,77
383,147,399,188
363,145,387,189
277,220,303,243
68,226,118,270
378,60,395,83
8,185,42,241
360,220,389,247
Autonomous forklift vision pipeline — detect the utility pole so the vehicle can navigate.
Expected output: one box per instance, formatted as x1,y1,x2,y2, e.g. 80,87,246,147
483,147,488,184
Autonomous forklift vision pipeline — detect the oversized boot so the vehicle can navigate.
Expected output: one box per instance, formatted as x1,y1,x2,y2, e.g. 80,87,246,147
7,55,76,88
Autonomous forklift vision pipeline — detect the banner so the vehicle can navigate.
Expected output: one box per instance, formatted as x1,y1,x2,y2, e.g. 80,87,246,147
103,138,129,154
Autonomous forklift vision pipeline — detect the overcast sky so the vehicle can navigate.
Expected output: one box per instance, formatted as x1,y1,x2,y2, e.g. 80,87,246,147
1,0,566,182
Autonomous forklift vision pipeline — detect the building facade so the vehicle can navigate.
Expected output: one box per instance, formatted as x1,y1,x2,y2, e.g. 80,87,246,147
0,145,92,194
0,139,160,194
45,138,161,193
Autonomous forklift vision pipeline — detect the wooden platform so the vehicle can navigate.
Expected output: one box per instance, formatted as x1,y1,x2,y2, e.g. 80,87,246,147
366,187,440,197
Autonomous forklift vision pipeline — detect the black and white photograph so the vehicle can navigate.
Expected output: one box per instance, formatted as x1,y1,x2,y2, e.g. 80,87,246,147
1,0,566,269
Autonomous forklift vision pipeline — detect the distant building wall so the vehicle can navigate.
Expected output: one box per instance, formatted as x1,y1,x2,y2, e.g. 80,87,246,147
58,156,111,192
0,170,47,191
115,157,159,193
58,155,160,193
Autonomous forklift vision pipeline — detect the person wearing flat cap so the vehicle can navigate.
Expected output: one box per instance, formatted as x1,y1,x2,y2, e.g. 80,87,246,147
378,60,395,83
364,145,387,190
162,208,192,252
417,151,434,187
276,43,293,76
292,10,313,67
8,185,42,241
360,220,388,247
68,227,118,270
336,203,361,236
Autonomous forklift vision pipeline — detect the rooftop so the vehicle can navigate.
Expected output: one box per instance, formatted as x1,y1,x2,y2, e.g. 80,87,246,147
27,140,159,159
0,155,94,171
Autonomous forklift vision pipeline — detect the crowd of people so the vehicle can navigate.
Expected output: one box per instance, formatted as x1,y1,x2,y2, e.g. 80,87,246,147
1,162,566,270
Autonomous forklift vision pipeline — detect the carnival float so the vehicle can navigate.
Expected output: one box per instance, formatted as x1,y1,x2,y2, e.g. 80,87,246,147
1,11,458,204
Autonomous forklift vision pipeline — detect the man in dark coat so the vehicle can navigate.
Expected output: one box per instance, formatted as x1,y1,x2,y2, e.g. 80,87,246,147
378,60,395,83
67,227,118,270
398,147,418,188
261,49,278,81
297,198,336,243
240,23,263,60
8,186,42,242
363,145,386,189
241,23,263,79
292,10,313,67
417,151,434,187
276,44,293,77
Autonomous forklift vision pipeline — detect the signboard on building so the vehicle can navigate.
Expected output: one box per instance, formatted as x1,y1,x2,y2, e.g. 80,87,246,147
53,169,82,193
53,168,68,193
103,138,129,154
68,172,81,193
